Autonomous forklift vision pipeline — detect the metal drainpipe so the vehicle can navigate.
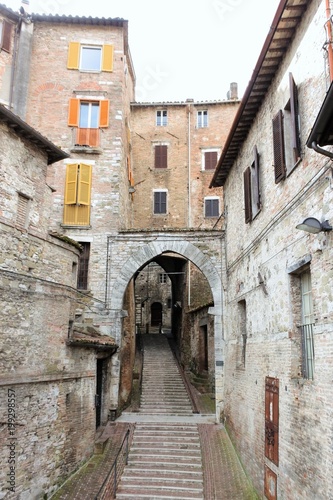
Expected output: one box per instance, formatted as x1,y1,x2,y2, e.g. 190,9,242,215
187,103,191,307
9,18,22,110
326,0,333,81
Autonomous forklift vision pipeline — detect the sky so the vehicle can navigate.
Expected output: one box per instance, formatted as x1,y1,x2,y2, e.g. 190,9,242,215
8,0,280,102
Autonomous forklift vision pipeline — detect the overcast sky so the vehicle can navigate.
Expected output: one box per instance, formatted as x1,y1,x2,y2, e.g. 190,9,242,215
8,0,280,102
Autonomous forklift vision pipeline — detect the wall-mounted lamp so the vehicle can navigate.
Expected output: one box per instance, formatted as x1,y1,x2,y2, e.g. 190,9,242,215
296,217,332,234
128,186,136,194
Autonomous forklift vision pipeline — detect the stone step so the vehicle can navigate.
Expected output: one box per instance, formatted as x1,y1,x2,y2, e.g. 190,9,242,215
116,491,203,500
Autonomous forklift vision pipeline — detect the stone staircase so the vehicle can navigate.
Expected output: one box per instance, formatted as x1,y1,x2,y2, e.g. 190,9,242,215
139,334,193,416
116,334,204,500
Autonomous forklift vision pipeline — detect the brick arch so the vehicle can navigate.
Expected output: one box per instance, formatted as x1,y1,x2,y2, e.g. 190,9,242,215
110,239,222,315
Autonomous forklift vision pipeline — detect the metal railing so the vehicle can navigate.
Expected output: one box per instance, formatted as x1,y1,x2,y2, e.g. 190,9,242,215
94,429,130,500
300,323,315,380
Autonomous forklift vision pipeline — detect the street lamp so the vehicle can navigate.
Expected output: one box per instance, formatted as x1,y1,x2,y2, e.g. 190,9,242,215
296,217,332,234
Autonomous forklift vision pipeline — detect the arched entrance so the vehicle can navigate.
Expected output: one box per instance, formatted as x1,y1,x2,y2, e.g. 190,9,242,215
107,232,225,422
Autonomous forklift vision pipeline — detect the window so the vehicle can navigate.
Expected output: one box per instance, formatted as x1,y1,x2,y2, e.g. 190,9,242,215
154,190,167,214
197,110,208,128
300,270,315,379
63,163,92,226
68,98,109,147
16,193,30,229
237,300,247,367
272,73,301,183
289,261,315,380
203,150,218,170
0,19,12,52
205,197,219,217
244,146,261,223
156,110,167,126
67,42,113,72
77,242,90,290
154,145,168,168
159,273,167,283
265,377,279,466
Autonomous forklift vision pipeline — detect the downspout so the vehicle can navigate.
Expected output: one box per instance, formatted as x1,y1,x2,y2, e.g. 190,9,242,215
325,0,333,81
311,140,333,159
187,102,192,307
9,17,22,110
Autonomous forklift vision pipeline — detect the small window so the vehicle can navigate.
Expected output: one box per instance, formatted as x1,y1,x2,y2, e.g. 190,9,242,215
300,270,315,379
203,151,218,170
159,273,167,283
0,19,12,53
197,110,208,128
63,163,92,226
80,46,102,71
67,42,113,72
154,145,168,168
77,242,90,290
156,110,167,126
205,197,219,217
244,146,261,223
16,193,30,229
154,191,167,214
272,73,301,183
68,99,109,147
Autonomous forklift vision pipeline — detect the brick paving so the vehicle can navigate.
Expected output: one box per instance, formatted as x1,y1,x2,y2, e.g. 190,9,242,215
52,423,135,500
198,423,259,500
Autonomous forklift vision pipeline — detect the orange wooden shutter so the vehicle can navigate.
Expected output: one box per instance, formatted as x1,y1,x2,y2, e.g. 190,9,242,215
78,164,92,205
102,44,114,72
68,99,79,127
67,41,80,69
65,164,78,205
99,100,109,127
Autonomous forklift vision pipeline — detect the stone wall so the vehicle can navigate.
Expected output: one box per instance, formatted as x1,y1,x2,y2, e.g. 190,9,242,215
221,1,333,498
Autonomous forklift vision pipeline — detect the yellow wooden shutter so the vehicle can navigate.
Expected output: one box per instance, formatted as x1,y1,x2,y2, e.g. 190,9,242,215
65,164,78,204
99,100,109,127
78,164,92,205
67,41,80,69
68,98,79,127
102,44,113,72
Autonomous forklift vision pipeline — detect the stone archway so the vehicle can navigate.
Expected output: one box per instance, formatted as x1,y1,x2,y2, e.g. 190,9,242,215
107,233,225,421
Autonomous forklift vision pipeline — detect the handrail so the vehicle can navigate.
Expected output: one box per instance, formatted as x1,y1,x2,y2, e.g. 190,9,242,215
94,428,130,499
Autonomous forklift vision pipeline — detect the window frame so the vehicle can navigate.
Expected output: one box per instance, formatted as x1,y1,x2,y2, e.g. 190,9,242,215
68,98,109,147
67,42,114,72
244,146,261,223
63,163,92,226
153,190,167,215
204,197,219,218
197,110,208,128
272,73,301,183
0,19,12,53
156,110,167,126
80,45,102,72
202,149,219,171
154,144,168,169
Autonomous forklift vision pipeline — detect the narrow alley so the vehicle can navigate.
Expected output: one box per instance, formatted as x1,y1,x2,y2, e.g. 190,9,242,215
52,334,258,500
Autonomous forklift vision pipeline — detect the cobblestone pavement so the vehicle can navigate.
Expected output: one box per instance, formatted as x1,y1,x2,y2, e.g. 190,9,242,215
52,419,258,499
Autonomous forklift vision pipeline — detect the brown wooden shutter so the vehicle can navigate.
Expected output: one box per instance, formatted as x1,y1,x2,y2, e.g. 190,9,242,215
272,110,286,183
265,377,279,466
289,73,301,164
155,145,167,168
205,151,218,170
244,167,252,223
1,20,12,52
252,145,261,210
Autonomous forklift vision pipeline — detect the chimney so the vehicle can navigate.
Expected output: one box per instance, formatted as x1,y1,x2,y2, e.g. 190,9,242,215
227,82,238,100
20,0,30,14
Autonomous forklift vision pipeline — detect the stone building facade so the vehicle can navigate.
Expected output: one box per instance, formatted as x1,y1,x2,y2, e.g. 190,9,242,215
211,0,333,498
0,104,108,498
